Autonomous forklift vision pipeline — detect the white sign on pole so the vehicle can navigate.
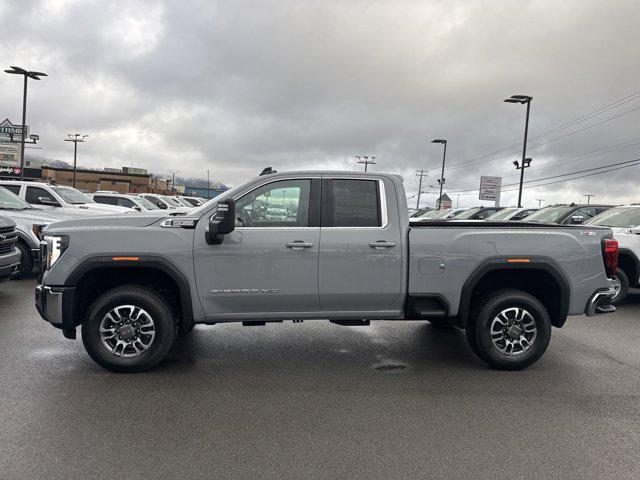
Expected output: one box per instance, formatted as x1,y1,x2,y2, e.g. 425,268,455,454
479,176,502,206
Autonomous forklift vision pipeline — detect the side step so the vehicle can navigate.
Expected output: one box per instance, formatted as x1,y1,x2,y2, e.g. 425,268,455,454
329,319,370,326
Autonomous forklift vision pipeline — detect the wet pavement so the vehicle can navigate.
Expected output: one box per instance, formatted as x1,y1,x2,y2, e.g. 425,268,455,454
1,277,640,479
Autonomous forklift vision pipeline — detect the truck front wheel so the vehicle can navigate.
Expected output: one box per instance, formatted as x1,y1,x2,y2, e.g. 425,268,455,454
81,285,176,373
466,289,551,370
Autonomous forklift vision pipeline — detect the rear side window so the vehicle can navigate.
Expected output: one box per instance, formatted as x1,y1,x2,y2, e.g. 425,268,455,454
324,179,381,227
94,195,117,205
1,185,20,195
117,197,135,208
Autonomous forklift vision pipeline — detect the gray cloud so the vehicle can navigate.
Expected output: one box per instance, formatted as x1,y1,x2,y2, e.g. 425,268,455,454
1,0,639,207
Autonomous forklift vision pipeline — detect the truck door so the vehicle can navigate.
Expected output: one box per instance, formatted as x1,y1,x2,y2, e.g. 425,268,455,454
318,177,403,313
193,177,321,318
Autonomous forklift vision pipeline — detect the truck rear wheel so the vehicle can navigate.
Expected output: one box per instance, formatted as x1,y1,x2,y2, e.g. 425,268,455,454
466,289,551,370
81,285,176,373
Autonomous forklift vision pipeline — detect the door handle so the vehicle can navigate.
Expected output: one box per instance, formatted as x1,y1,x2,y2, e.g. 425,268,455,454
369,241,397,249
286,241,315,249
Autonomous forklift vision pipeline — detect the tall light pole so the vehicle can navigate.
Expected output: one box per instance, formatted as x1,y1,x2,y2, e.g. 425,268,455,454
415,169,428,210
4,66,47,180
64,134,88,188
584,194,595,205
536,198,544,207
168,169,179,192
504,94,533,208
356,155,376,172
207,169,211,199
431,139,447,209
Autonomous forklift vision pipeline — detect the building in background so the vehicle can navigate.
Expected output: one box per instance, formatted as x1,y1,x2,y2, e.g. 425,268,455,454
41,166,170,194
185,186,228,199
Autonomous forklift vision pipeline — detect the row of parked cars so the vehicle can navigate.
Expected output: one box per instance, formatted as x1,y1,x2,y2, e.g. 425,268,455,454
410,202,640,304
0,180,207,283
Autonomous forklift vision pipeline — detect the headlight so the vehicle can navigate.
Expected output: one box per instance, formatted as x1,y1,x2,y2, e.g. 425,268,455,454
32,224,47,240
44,235,69,270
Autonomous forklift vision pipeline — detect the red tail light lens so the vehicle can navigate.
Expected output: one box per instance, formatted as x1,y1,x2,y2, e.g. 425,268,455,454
603,238,618,277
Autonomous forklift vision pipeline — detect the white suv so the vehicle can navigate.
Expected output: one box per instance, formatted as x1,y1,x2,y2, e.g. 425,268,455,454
586,205,640,304
0,181,136,216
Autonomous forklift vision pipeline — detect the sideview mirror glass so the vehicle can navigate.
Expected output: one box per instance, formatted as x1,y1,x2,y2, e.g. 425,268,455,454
207,199,236,244
38,196,60,207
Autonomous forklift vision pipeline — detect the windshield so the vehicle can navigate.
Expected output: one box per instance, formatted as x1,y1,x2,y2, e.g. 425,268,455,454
586,207,640,228
175,197,194,208
485,208,517,221
134,196,159,210
525,206,573,223
51,187,93,205
161,196,183,208
0,186,31,210
455,207,482,219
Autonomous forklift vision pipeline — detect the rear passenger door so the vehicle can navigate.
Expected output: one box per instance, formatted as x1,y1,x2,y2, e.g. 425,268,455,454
318,177,403,313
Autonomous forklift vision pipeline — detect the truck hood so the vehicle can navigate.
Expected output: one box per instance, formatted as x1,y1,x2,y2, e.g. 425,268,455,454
45,214,165,234
0,208,72,224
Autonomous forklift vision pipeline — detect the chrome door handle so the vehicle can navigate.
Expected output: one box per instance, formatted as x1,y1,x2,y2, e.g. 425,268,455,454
369,241,397,249
286,241,315,249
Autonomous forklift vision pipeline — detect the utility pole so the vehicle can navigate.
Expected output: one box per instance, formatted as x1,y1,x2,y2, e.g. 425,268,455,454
504,94,533,208
415,169,428,210
64,134,88,188
207,169,211,199
4,66,47,180
356,155,376,172
168,169,179,193
431,139,447,209
536,198,544,207
584,194,595,205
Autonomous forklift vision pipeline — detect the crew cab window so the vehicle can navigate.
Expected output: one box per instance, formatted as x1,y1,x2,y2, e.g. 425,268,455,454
117,197,136,209
94,195,117,205
1,185,20,195
25,186,55,205
326,179,381,227
235,179,310,228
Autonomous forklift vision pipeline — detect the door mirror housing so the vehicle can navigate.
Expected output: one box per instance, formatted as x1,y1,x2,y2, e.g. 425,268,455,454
156,201,167,209
38,196,61,207
570,215,584,224
206,199,236,245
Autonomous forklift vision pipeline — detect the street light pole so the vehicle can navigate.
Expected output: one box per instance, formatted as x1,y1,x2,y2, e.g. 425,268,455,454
584,194,595,205
504,94,533,208
431,139,447,209
168,169,179,192
64,134,88,188
4,66,47,180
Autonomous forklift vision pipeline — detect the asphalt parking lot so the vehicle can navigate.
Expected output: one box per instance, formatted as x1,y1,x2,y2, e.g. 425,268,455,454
1,277,640,479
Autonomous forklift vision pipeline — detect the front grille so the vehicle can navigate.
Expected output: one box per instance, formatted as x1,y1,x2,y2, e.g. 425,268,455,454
0,229,18,255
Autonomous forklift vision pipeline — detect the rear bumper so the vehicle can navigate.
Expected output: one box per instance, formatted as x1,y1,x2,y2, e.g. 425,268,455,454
35,284,76,329
586,280,616,317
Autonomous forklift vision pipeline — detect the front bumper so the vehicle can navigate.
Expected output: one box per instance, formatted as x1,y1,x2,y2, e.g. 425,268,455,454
0,248,21,283
35,284,76,330
586,280,616,316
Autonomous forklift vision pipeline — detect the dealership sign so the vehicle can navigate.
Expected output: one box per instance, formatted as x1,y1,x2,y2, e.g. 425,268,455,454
0,118,28,138
0,119,28,166
479,176,502,205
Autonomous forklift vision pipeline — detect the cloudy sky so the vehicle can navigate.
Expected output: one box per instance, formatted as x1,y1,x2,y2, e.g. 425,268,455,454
1,0,639,207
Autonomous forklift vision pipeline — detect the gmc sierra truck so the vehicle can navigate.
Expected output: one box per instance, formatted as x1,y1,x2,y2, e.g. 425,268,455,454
35,171,618,372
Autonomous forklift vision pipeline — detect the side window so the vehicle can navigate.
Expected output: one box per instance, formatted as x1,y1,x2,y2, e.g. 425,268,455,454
25,186,54,205
117,198,135,208
1,185,20,195
511,210,529,221
326,179,381,227
235,179,310,227
476,208,496,219
94,196,117,205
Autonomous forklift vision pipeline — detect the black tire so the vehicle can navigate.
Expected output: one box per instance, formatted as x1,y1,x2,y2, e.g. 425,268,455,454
610,268,629,306
466,289,551,370
81,284,176,373
11,241,33,279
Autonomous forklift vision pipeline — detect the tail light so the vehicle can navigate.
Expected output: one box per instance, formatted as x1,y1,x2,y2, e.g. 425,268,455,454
603,238,618,277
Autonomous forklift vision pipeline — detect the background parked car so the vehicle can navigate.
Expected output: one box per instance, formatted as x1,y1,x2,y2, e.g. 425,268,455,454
453,206,504,220
138,194,192,214
585,205,640,304
525,204,613,225
484,207,538,221
177,196,207,207
0,215,20,284
411,207,468,221
0,181,136,216
92,193,164,213
0,186,72,278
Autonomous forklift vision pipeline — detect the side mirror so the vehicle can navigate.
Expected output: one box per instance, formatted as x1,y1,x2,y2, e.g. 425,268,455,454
38,196,60,207
134,206,142,211
206,199,236,245
570,215,584,225
157,201,167,209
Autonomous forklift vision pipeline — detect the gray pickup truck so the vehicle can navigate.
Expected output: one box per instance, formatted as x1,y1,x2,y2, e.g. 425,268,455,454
36,171,618,372
0,216,20,284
